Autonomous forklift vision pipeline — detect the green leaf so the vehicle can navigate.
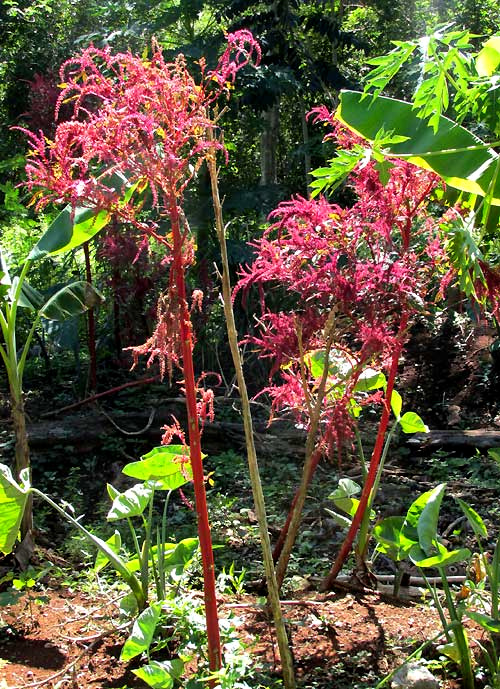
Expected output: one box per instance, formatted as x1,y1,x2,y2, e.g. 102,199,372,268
325,508,352,530
467,610,500,634
120,602,162,661
390,389,403,419
417,483,446,554
163,538,199,579
488,447,500,465
353,369,387,392
399,411,429,434
28,172,139,260
133,659,184,689
410,543,471,569
40,282,104,321
373,515,415,561
402,485,443,542
476,36,500,77
94,530,122,573
456,497,488,539
107,483,153,521
337,90,500,205
438,640,461,664
0,464,29,554
123,445,194,491
329,478,361,500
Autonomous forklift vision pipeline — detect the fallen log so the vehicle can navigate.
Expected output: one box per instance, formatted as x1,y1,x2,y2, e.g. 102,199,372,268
407,429,500,450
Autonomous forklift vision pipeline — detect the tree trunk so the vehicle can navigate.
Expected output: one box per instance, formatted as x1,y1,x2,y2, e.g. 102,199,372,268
11,390,33,541
260,104,280,186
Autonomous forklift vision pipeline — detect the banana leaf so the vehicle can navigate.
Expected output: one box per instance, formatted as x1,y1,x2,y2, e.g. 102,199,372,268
28,171,139,260
337,90,500,205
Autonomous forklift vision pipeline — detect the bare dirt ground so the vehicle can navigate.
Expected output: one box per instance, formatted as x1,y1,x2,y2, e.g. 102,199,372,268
1,584,460,689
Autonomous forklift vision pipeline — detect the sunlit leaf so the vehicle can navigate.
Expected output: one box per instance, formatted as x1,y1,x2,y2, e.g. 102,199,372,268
476,36,500,77
456,497,488,539
120,602,162,661
133,659,184,688
417,483,446,554
0,464,29,554
399,411,429,434
107,483,153,520
123,445,194,491
337,90,500,205
94,530,122,573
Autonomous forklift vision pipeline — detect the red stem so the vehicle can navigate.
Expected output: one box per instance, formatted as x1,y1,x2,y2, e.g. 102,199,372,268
321,313,409,590
83,242,97,392
169,195,222,674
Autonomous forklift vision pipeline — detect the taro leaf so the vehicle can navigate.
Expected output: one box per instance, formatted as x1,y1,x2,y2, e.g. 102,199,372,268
28,172,138,260
399,411,429,434
120,602,162,662
0,464,29,554
94,530,122,573
402,484,445,543
119,592,139,620
163,538,199,580
417,483,446,555
40,282,104,321
476,36,500,77
456,497,488,539
123,445,194,491
107,483,153,521
410,543,471,569
337,90,500,205
373,516,416,561
133,659,184,689
438,640,461,664
390,389,403,419
353,368,387,392
329,478,361,500
467,610,500,634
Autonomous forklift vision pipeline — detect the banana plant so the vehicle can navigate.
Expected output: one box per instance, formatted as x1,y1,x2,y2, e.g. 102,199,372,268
0,248,103,542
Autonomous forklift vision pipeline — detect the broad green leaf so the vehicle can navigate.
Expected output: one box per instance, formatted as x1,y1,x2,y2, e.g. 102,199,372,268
329,478,361,500
28,172,139,260
304,350,353,380
456,497,488,539
410,543,471,569
120,602,162,661
40,282,104,321
399,411,429,434
133,659,184,689
467,610,500,634
353,369,387,392
94,530,122,573
163,538,199,579
438,640,461,664
126,543,177,574
123,445,194,490
417,483,446,554
15,280,45,311
373,516,415,561
107,483,153,521
476,36,500,77
0,464,29,554
337,90,500,205
332,496,361,519
402,485,444,542
390,389,403,419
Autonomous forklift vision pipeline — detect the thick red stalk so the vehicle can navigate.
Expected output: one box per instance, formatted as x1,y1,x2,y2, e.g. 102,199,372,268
321,312,409,590
168,194,221,674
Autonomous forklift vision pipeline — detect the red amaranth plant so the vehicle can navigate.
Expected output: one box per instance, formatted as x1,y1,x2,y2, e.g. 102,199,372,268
20,31,261,678
237,117,448,587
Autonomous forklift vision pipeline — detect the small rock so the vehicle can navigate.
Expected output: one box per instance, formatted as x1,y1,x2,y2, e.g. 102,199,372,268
391,662,440,689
